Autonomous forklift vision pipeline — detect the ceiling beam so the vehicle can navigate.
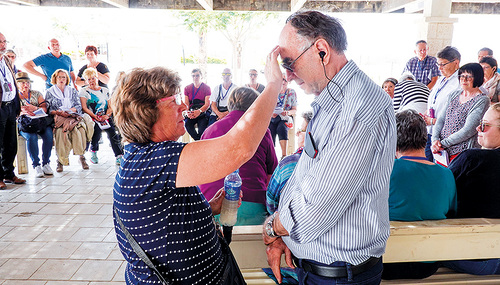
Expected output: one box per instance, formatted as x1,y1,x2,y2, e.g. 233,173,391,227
100,0,128,8
382,0,418,12
7,0,39,6
196,0,212,10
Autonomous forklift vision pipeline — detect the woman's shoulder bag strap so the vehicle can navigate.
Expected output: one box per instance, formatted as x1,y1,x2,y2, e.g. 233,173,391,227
113,207,173,285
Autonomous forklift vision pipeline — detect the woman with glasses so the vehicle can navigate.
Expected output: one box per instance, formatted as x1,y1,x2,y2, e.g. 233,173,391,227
183,68,211,140
479,57,500,104
431,63,490,162
269,73,297,159
245,69,265,93
111,48,282,284
440,103,500,275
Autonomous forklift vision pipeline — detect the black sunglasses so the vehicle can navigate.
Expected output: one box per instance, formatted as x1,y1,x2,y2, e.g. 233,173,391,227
281,43,315,73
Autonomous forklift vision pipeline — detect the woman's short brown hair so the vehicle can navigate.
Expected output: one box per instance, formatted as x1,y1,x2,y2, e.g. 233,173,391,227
111,67,181,144
50,69,70,86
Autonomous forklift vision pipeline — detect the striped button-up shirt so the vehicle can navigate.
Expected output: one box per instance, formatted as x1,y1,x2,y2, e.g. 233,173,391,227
278,60,397,266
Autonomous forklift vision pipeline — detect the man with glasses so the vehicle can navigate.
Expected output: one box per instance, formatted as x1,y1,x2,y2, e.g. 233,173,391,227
208,68,237,126
421,46,461,161
23,38,76,89
183,68,211,140
261,11,396,285
245,69,265,93
0,32,25,189
403,40,441,90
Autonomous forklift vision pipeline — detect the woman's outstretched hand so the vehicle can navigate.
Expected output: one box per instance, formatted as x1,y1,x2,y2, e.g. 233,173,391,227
209,187,243,216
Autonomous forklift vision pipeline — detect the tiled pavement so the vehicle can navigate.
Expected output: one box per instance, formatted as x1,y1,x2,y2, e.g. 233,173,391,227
0,142,125,284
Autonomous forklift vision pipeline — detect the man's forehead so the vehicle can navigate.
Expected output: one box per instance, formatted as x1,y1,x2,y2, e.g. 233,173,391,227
0,34,5,41
279,24,301,59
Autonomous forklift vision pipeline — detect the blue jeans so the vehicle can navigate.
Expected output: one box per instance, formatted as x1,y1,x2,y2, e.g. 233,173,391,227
441,259,500,275
296,258,383,285
19,127,53,168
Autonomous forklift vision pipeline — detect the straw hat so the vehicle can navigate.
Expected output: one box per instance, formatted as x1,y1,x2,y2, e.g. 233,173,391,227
15,72,33,83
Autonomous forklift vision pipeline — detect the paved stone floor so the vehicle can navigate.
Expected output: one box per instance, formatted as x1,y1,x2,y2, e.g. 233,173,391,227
0,142,125,284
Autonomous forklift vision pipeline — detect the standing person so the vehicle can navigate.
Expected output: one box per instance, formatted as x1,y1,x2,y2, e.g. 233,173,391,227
479,57,500,103
403,40,440,90
246,69,265,93
4,50,18,73
79,68,123,165
199,86,278,225
16,72,54,177
111,51,282,284
477,47,493,62
183,68,211,140
23,38,76,89
431,63,490,162
75,45,110,88
0,32,25,189
262,11,396,285
45,69,91,172
269,73,297,159
208,68,237,126
421,46,462,161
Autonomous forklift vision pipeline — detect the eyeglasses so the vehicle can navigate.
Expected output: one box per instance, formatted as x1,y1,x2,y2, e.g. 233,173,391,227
0,40,8,44
437,60,455,67
479,120,500,132
156,93,183,106
459,75,474,81
249,74,258,77
222,73,231,76
6,55,15,59
192,74,200,78
281,42,315,73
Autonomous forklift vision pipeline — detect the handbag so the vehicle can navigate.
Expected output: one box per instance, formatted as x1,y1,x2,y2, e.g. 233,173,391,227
17,115,47,134
113,207,246,285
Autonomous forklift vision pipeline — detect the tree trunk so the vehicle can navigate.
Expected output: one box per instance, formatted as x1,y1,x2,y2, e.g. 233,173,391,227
198,30,208,78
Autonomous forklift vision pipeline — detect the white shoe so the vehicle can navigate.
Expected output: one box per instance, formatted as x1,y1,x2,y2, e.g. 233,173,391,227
42,164,53,175
35,166,44,178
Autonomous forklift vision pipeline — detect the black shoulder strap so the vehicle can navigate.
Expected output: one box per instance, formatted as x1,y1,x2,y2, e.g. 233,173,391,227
113,207,172,285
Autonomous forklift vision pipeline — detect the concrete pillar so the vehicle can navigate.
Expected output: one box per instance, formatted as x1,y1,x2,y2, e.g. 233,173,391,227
418,0,457,56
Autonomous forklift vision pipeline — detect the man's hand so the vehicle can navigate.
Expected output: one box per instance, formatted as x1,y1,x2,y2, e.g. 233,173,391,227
266,238,294,284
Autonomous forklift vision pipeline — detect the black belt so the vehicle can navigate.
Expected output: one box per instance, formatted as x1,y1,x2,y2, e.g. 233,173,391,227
292,256,380,278
1,100,14,106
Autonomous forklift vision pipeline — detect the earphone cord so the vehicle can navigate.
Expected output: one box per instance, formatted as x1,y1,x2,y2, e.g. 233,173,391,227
321,60,342,103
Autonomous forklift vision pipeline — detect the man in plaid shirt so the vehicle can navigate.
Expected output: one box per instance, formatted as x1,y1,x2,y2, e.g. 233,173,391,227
403,40,440,90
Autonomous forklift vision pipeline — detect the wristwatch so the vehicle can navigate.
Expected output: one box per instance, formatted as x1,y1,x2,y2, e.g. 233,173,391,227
265,212,279,238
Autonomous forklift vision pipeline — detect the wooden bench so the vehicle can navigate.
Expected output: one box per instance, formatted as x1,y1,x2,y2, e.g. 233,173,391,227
231,218,500,284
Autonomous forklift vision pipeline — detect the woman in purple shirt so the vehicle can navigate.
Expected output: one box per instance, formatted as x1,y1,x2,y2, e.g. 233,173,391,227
199,87,278,225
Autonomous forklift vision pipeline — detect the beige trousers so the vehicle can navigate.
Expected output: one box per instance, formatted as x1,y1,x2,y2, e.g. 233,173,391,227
54,114,95,165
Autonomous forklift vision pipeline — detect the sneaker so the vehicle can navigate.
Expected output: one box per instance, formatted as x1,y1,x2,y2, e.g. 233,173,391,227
42,164,53,175
56,161,63,172
116,155,123,165
35,166,44,178
90,151,98,164
80,155,89,170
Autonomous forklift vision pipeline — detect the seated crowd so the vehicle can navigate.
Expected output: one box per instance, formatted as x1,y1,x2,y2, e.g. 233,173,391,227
2,26,500,284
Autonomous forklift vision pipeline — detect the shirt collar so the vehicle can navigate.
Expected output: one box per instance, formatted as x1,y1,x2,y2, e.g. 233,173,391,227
312,60,359,113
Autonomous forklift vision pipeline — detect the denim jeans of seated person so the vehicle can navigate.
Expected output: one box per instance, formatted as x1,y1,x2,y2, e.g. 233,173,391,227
296,258,383,285
441,259,500,275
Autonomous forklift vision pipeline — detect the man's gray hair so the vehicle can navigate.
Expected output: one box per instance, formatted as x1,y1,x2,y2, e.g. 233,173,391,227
286,11,347,53
228,87,258,112
437,46,461,62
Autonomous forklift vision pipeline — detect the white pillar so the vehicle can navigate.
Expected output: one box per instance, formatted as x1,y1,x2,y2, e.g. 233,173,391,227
419,0,457,56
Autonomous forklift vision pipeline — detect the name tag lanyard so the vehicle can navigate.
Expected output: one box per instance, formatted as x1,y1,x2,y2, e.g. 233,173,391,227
0,63,13,93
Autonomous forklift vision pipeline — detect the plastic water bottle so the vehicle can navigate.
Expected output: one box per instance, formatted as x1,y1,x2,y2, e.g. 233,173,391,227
219,169,242,226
